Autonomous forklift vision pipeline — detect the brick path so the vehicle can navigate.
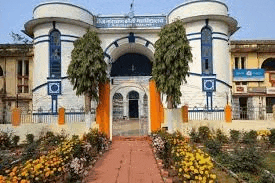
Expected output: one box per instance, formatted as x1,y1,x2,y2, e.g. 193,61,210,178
85,137,164,183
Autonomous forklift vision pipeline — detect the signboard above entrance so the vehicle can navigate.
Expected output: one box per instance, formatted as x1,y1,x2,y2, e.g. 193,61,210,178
233,69,265,81
96,16,167,28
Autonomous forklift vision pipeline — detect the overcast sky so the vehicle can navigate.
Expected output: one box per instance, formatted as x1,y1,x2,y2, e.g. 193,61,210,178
1,0,275,43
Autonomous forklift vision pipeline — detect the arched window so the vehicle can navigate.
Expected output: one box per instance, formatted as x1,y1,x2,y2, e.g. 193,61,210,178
201,27,213,75
127,91,139,100
113,93,123,100
49,29,61,78
0,66,3,76
261,58,275,71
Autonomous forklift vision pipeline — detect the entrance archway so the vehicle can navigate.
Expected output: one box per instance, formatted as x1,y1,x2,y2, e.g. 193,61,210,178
105,34,155,138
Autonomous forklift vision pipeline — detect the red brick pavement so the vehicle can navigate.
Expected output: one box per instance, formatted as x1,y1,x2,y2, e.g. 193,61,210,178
85,137,164,183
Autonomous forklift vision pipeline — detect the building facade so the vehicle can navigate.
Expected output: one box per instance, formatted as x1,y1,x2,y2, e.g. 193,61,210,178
0,44,33,123
231,40,275,120
21,0,238,135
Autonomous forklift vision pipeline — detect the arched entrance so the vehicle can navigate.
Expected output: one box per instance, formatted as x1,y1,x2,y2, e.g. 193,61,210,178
104,33,155,138
111,85,149,137
110,52,152,137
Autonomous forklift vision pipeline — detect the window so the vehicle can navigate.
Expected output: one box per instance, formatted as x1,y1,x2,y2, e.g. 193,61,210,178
236,82,247,85
266,97,275,113
49,29,61,78
234,56,246,69
128,91,139,100
241,57,246,69
0,66,3,76
17,60,29,93
201,27,212,74
235,57,239,69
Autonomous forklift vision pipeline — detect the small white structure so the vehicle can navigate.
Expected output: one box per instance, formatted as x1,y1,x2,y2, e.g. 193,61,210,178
24,0,238,135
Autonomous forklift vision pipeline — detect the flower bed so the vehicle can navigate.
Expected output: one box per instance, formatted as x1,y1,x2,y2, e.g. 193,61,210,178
151,131,217,183
0,128,110,183
190,126,275,183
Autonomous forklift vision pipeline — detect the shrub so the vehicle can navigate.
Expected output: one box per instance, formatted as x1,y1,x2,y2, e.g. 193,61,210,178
242,130,257,144
230,130,241,143
26,133,34,144
237,172,259,183
216,129,228,144
83,128,109,153
269,129,275,145
204,139,222,156
189,128,200,143
22,141,40,161
0,131,12,148
12,135,20,147
198,126,210,142
151,130,173,168
229,145,263,174
259,170,275,183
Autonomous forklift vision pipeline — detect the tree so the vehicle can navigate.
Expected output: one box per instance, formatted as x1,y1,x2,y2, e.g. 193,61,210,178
67,29,107,112
10,32,32,44
152,19,193,109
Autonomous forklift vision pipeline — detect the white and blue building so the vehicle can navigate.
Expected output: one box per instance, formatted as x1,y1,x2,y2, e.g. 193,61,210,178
24,0,238,132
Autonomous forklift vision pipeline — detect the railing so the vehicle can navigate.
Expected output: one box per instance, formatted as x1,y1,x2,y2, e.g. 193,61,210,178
65,109,85,123
188,107,224,121
232,106,273,120
20,109,86,124
21,110,58,124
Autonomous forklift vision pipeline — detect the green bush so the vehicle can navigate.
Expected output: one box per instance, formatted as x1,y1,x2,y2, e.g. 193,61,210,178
242,130,257,144
269,129,275,145
237,172,259,183
216,129,228,144
12,135,20,147
83,128,109,153
151,130,173,169
189,128,200,143
0,131,12,148
26,133,34,144
198,126,210,142
229,145,263,174
259,170,275,183
230,130,241,143
204,139,222,156
22,141,40,162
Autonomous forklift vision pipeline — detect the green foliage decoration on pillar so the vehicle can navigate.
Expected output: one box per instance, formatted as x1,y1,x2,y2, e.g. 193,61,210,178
153,19,193,109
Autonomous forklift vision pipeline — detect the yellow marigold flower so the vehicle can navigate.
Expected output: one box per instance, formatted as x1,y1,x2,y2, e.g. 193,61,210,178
210,174,216,179
190,166,194,171
194,169,199,174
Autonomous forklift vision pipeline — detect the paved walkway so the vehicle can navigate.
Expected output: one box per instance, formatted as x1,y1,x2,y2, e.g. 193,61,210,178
85,137,164,183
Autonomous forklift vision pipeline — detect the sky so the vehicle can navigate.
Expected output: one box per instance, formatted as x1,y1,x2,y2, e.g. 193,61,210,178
0,0,275,44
